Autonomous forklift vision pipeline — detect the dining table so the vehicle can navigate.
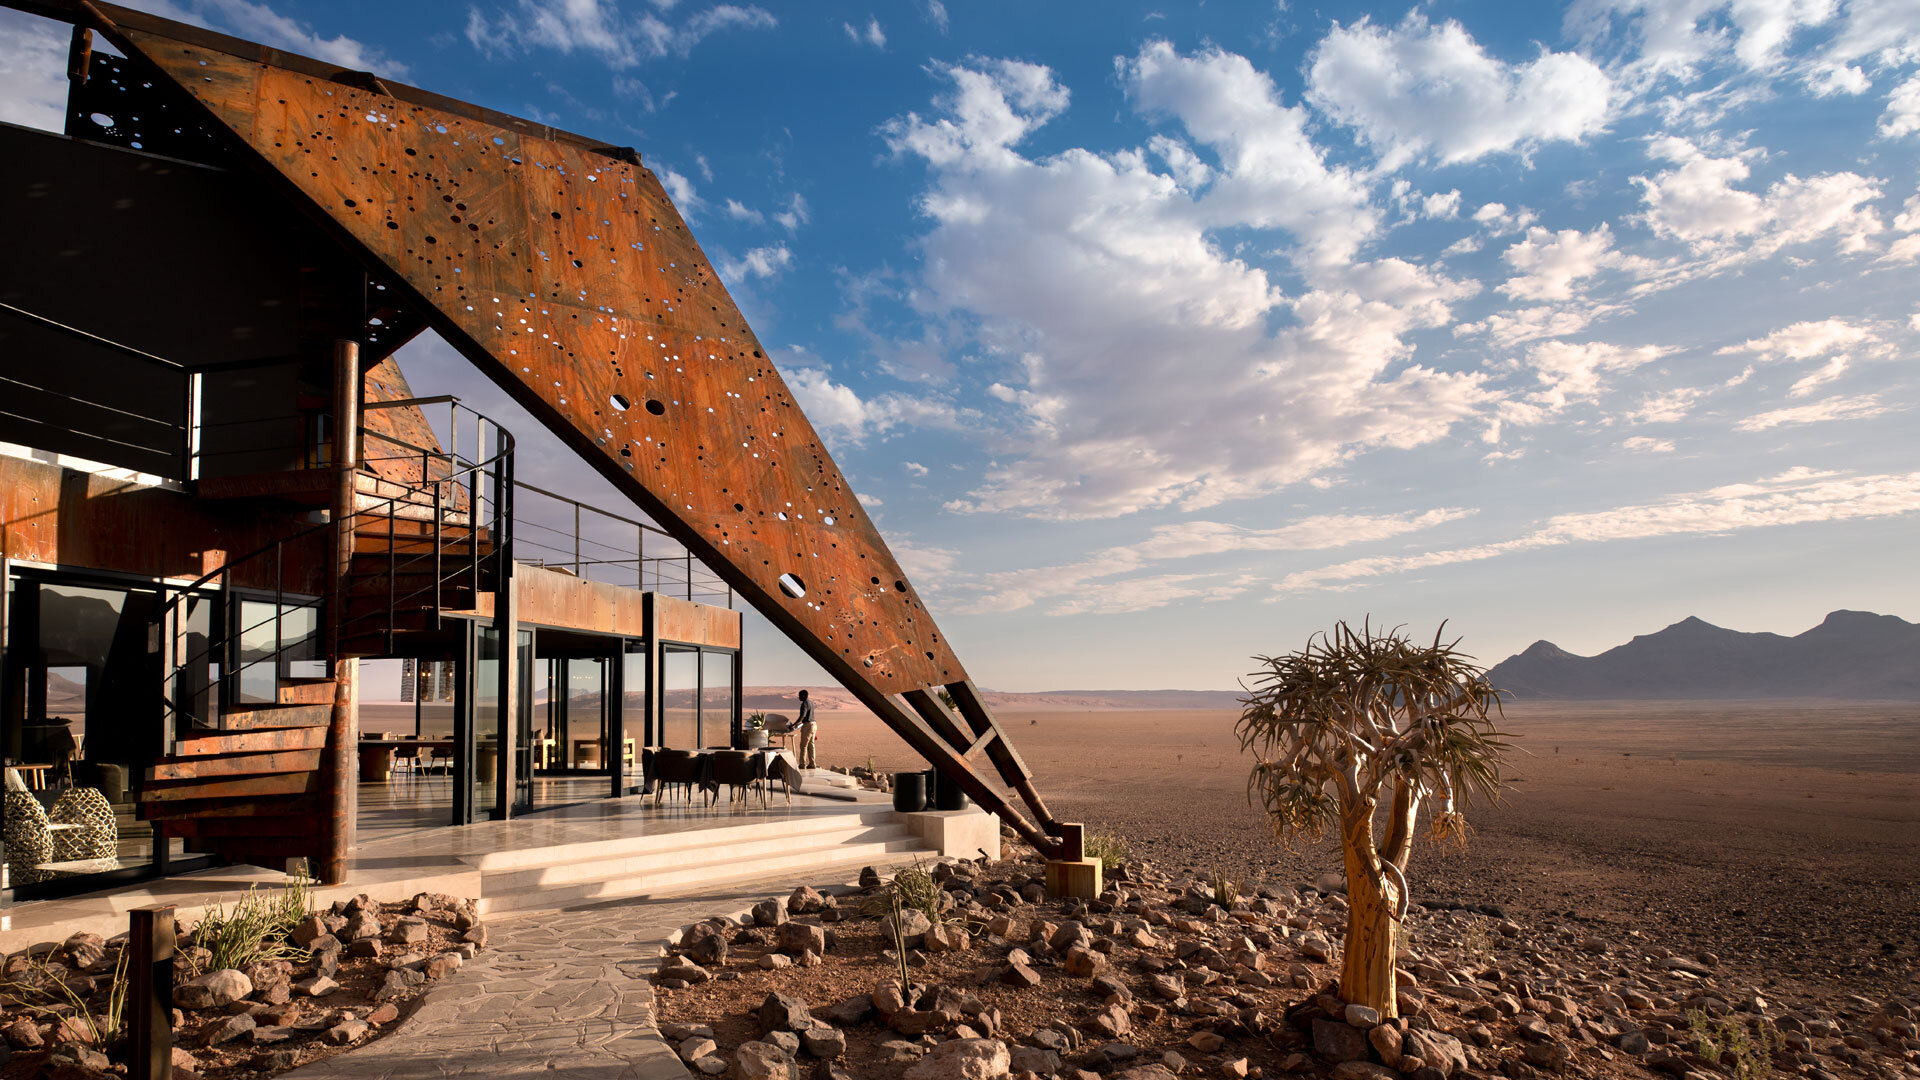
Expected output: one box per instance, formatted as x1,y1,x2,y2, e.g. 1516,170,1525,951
356,739,455,782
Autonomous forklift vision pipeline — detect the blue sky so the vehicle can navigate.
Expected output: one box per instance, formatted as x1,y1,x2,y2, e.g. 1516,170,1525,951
4,0,1917,690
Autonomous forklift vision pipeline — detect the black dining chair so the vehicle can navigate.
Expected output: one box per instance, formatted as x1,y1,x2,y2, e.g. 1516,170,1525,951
649,749,704,806
708,750,765,808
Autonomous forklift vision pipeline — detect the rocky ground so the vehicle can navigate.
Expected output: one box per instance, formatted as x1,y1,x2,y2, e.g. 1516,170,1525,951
653,846,1920,1080
0,892,488,1079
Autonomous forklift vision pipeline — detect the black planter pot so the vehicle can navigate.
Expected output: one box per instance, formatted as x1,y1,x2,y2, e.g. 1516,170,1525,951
892,771,928,812
926,769,970,812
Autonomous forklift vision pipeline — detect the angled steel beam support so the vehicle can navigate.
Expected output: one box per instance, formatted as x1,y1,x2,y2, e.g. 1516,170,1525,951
21,0,1070,857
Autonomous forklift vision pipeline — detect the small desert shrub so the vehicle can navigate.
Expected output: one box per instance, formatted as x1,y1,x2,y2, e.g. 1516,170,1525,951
0,948,130,1045
195,875,312,973
1083,830,1131,872
1689,1009,1781,1080
1459,919,1497,966
860,861,946,926
1209,869,1240,908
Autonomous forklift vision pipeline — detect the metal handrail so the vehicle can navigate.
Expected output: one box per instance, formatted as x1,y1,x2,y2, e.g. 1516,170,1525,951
155,399,516,734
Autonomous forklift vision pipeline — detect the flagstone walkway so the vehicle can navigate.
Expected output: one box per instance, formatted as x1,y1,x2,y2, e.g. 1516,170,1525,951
282,861,887,1080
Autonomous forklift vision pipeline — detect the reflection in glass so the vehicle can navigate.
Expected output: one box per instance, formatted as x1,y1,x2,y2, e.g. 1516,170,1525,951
566,659,606,769
473,627,500,815
622,649,647,789
702,650,736,749
662,647,698,749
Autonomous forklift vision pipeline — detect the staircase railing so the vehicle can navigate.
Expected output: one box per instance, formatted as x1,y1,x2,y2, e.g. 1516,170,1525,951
154,400,514,736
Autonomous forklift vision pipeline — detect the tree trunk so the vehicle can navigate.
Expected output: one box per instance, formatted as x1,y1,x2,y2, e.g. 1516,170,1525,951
1339,804,1399,1016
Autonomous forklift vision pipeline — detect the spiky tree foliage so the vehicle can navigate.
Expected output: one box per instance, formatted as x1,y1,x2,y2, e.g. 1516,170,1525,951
1237,620,1511,1016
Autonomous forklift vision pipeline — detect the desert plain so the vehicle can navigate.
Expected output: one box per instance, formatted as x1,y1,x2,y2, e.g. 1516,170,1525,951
808,699,1919,1003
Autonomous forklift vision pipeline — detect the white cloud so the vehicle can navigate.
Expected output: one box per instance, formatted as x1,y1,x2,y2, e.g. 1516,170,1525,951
1734,393,1891,429
902,462,929,477
1631,387,1705,422
1496,224,1651,302
1881,72,1920,136
1306,12,1613,170
960,508,1471,614
924,0,949,34
467,0,774,67
658,167,703,220
882,48,1493,520
1566,0,1835,78
1472,202,1541,234
1278,466,1920,593
0,10,67,133
1622,435,1677,452
1514,340,1670,415
719,244,792,281
723,199,764,224
1716,317,1882,361
780,366,971,449
1787,355,1849,396
842,16,885,48
1048,573,1252,617
773,193,811,232
1634,137,1883,258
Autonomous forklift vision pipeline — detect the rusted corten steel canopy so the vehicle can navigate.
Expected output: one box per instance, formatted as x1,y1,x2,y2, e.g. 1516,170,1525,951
20,0,1067,856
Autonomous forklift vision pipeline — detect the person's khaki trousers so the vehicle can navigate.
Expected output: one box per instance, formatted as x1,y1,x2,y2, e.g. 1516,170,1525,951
798,722,817,769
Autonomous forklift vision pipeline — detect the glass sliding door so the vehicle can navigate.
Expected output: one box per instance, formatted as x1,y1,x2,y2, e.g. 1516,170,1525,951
621,647,647,792
564,658,606,770
661,646,699,748
701,650,737,750
470,625,501,820
2,573,174,898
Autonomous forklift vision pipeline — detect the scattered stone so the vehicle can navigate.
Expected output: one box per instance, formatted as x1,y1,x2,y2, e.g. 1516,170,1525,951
680,1036,720,1063
1344,1003,1381,1027
758,991,814,1035
1002,961,1042,988
924,923,972,954
367,1002,400,1027
1064,945,1107,977
324,1019,370,1045
752,899,789,927
780,921,828,955
731,1040,793,1079
802,1025,848,1058
177,969,252,1010
759,953,792,971
1313,1018,1370,1062
902,1037,1010,1080
202,1013,256,1047
827,994,875,1026
1188,1031,1226,1053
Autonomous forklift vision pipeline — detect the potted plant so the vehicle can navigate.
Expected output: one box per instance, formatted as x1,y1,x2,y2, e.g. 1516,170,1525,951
740,712,770,750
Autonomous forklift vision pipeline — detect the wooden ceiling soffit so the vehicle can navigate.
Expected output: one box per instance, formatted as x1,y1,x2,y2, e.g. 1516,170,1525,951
45,1,1065,854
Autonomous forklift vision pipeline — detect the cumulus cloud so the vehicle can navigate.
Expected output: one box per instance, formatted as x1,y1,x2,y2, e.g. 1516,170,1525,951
1881,73,1920,137
1631,387,1706,423
1496,224,1653,302
657,167,703,220
467,0,774,67
718,244,792,281
1634,137,1883,259
960,508,1471,615
781,365,971,449
881,48,1490,520
1734,393,1891,430
1277,466,1920,593
1307,13,1613,170
1511,340,1670,418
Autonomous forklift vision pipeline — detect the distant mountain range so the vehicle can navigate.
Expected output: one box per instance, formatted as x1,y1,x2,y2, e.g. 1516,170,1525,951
1486,610,1920,700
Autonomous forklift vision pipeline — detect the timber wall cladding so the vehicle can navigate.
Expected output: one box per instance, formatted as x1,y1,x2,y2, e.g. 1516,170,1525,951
119,27,964,696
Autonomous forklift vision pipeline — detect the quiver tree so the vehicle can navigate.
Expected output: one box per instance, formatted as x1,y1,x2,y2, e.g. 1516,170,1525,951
1237,621,1511,1017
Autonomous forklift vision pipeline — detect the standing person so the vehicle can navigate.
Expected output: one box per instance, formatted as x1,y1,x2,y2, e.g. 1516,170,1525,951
796,689,817,770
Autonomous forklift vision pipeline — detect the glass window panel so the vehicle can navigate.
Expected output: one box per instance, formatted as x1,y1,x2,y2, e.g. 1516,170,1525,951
621,649,646,788
565,659,605,770
234,600,279,705
473,627,500,815
701,651,735,750
662,647,698,750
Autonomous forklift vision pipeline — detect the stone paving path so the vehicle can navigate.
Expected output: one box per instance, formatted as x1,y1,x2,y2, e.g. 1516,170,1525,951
283,857,907,1080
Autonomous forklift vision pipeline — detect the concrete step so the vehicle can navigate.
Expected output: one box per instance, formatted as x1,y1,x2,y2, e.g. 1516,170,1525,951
475,813,936,916
479,817,914,894
478,837,934,917
463,808,903,872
